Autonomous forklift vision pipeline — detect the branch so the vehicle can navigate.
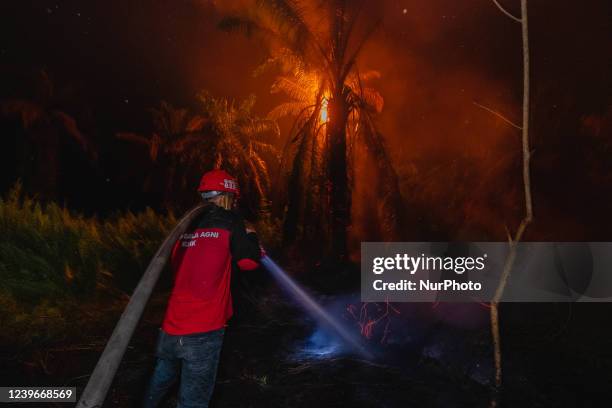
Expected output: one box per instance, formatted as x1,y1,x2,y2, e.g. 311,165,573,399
491,0,522,23
341,19,381,83
473,101,522,130
490,0,532,395
115,132,151,146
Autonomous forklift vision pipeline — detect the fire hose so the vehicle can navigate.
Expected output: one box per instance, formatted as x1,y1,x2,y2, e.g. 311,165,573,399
76,204,206,408
76,205,368,407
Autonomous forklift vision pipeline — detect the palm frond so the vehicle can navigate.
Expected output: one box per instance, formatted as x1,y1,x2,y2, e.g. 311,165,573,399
0,100,44,129
250,140,281,161
168,132,208,155
267,102,312,120
253,47,305,77
357,69,381,81
115,132,151,146
359,87,384,113
270,76,315,102
241,118,280,137
256,0,311,50
185,115,206,132
52,110,97,162
357,112,403,239
249,150,272,192
150,101,193,138
239,94,257,114
218,16,261,37
340,17,381,82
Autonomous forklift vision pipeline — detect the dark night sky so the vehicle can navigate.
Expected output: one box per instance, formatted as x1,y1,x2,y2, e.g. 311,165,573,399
0,1,272,130
0,0,610,237
1,1,608,128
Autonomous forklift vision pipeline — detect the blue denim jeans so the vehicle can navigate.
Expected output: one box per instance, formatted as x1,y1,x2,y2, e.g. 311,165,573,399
143,328,225,408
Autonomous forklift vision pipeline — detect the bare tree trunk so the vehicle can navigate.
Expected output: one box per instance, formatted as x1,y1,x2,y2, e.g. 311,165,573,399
489,0,533,403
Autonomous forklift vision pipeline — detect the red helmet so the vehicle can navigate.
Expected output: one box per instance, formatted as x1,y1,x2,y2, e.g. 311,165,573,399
198,169,240,197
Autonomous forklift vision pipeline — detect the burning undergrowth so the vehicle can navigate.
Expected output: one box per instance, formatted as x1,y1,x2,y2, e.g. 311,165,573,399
275,275,494,386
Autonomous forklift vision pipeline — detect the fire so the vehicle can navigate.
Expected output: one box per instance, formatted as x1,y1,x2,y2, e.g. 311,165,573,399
346,301,400,344
320,97,329,123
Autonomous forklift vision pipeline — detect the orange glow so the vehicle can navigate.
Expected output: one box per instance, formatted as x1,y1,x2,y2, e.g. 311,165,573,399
320,97,329,123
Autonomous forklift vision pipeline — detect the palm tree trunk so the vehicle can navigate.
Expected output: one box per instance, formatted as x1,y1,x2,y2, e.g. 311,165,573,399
283,133,309,243
327,92,350,259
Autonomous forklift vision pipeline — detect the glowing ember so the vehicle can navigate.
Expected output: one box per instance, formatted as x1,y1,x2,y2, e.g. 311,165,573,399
347,301,400,344
260,255,371,358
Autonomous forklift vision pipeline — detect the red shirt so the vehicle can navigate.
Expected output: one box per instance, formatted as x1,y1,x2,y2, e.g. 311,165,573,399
162,206,260,335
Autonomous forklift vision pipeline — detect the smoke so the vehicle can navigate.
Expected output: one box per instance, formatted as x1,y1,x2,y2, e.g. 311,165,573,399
346,1,525,244
288,291,492,385
351,0,612,242
198,0,611,243
206,0,529,243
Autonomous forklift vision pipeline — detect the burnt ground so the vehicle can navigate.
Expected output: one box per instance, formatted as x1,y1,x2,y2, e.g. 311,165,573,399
1,270,612,408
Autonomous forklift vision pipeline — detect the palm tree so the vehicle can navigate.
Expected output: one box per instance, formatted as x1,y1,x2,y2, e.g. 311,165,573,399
0,70,97,199
196,91,280,217
220,0,402,257
116,101,206,207
117,94,279,214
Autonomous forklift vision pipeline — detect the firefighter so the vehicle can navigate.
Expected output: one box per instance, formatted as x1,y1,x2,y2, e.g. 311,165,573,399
144,169,261,408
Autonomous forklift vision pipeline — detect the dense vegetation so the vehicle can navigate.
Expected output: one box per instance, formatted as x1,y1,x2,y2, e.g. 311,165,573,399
0,184,176,344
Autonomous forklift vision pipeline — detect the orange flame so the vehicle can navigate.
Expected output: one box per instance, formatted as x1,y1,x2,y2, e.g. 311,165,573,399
320,97,329,123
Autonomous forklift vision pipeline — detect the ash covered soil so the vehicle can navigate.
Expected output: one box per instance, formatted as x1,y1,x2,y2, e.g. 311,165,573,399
71,288,493,408
1,266,611,408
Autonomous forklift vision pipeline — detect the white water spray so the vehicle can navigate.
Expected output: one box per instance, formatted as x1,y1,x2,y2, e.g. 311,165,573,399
260,255,372,358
